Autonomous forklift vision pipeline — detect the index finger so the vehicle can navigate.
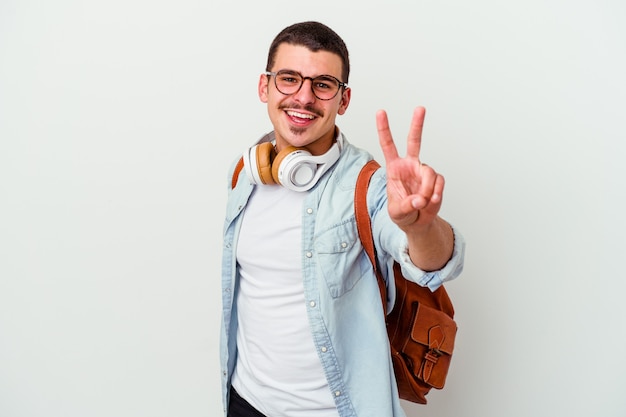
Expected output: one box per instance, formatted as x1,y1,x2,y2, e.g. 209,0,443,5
406,106,426,160
376,109,399,162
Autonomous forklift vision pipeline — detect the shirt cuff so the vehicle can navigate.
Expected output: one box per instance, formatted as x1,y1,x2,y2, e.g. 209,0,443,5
397,225,466,291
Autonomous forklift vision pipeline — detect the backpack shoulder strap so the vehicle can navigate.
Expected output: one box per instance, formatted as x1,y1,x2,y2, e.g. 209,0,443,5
354,159,388,314
231,157,245,190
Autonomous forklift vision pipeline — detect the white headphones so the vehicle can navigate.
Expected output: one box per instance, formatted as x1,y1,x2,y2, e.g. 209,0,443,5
243,136,341,192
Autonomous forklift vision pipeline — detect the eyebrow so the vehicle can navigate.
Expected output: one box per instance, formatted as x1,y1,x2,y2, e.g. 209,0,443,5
277,69,343,81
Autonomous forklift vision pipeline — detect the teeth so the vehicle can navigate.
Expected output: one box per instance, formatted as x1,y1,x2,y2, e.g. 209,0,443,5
287,111,314,119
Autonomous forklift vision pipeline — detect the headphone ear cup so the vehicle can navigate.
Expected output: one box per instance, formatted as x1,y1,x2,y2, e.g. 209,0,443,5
271,146,306,184
255,142,277,184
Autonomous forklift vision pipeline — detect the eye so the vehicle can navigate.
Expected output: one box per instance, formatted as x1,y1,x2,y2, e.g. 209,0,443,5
277,71,301,84
313,76,339,91
315,81,332,90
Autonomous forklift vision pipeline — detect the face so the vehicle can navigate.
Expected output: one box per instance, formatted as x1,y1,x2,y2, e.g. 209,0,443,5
258,43,351,155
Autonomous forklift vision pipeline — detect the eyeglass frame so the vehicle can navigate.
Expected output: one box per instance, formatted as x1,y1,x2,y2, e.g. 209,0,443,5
265,69,349,101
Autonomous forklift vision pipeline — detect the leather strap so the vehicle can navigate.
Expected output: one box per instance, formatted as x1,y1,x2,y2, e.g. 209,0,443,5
231,157,245,190
354,160,388,315
422,325,445,382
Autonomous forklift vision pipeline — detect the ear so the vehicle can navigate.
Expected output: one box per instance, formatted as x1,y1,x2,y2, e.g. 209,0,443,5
258,73,269,103
337,87,351,115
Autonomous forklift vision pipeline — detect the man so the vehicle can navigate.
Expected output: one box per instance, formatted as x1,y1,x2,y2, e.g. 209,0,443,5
221,21,465,417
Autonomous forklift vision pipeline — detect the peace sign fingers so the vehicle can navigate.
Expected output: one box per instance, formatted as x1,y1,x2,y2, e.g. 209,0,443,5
377,106,426,164
375,106,444,229
406,106,426,161
376,109,400,163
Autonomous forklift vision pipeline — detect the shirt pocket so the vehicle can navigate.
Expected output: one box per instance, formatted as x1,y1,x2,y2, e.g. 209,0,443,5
314,222,366,298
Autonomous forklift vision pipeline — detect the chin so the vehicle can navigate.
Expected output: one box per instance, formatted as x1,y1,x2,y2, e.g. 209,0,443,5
288,126,308,138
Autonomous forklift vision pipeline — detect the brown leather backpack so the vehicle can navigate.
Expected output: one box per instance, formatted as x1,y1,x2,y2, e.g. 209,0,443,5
354,160,457,404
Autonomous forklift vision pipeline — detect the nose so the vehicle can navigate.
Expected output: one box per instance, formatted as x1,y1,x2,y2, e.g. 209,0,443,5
292,77,316,103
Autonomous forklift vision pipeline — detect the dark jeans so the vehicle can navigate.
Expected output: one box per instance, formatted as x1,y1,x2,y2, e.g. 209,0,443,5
228,387,267,417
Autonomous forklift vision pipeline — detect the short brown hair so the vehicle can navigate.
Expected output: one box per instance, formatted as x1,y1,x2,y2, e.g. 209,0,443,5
266,21,350,84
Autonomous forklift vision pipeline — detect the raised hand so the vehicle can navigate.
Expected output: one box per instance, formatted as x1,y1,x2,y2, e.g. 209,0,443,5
376,106,445,232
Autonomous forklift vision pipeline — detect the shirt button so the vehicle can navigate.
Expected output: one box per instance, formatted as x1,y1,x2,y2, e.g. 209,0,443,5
341,242,348,249
309,301,316,308
306,208,313,214
306,252,312,258
334,391,341,397
321,346,327,353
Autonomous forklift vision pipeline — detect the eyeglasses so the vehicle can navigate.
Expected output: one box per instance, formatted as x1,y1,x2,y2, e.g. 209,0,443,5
265,69,348,101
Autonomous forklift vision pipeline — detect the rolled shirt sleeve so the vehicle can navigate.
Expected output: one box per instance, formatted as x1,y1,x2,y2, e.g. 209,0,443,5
396,224,466,291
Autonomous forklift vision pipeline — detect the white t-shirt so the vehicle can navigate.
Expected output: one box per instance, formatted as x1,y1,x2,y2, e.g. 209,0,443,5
232,185,338,417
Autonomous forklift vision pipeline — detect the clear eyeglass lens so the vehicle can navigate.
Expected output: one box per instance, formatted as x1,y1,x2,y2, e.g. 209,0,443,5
274,71,340,100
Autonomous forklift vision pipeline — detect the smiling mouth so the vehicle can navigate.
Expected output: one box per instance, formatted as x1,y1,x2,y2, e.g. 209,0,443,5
286,110,316,120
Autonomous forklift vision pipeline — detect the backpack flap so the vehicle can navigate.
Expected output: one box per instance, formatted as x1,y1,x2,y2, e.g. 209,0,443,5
405,302,457,389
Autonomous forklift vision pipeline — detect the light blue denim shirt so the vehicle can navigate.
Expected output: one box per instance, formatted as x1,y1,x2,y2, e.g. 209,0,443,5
220,132,465,417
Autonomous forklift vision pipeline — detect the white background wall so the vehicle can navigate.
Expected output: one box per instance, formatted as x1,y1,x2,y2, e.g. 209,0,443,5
1,1,625,416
